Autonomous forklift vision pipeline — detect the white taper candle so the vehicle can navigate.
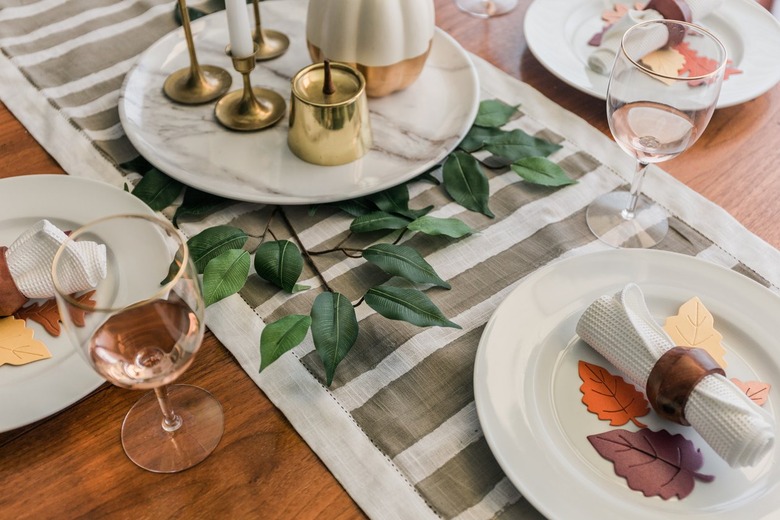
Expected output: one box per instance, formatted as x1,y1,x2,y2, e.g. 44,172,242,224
225,0,254,58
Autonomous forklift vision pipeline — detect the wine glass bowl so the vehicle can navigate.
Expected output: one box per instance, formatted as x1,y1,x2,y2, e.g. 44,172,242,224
586,19,727,248
52,213,223,473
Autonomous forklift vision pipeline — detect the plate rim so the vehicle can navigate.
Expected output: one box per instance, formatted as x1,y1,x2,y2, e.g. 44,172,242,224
0,174,156,432
474,248,780,518
523,0,780,108
118,11,480,205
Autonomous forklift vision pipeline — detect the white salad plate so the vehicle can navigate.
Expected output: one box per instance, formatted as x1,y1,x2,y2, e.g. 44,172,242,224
0,175,156,432
119,3,480,205
524,0,780,108
474,249,780,519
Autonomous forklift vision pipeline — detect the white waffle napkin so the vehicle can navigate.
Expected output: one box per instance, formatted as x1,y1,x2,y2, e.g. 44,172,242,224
576,283,774,467
5,219,106,298
588,0,723,75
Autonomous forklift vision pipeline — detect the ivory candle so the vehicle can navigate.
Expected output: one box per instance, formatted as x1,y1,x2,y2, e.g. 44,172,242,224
225,0,254,58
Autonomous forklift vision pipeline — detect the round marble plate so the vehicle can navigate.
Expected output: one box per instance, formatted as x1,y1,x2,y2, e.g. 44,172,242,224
119,4,480,205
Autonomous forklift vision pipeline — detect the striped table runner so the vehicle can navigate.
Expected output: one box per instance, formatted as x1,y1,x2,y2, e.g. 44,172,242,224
3,1,780,518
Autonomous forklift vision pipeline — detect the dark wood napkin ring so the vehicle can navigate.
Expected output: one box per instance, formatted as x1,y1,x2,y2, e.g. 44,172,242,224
0,246,28,316
646,346,725,426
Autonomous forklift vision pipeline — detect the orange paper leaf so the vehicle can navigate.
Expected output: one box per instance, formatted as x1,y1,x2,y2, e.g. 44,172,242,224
579,360,649,428
663,297,727,368
731,378,771,406
15,298,62,336
675,42,720,80
0,316,52,366
641,48,686,85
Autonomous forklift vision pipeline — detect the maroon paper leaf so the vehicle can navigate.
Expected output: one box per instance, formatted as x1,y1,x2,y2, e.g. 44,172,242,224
588,429,714,500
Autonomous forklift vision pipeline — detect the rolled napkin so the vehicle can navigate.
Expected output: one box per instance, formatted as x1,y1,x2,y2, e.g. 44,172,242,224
588,0,723,75
576,283,774,467
0,219,106,315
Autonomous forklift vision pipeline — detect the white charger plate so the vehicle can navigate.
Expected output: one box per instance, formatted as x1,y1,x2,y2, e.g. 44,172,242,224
0,175,156,432
119,4,479,205
524,0,780,108
474,249,780,519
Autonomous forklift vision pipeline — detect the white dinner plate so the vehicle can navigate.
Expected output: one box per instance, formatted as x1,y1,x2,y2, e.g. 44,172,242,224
0,175,156,432
474,249,780,519
524,0,780,108
119,4,479,205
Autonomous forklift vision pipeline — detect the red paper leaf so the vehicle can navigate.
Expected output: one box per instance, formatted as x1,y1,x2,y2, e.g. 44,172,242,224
588,429,714,500
731,378,771,406
579,360,649,428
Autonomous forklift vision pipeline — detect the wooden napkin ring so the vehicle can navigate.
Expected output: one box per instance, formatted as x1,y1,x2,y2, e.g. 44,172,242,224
646,346,725,426
0,246,28,316
644,0,692,47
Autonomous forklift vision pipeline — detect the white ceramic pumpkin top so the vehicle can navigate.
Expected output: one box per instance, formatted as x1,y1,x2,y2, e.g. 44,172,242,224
306,0,436,67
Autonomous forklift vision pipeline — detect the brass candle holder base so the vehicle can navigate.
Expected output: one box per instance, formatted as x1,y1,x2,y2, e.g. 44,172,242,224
164,65,232,105
253,29,290,61
215,48,286,132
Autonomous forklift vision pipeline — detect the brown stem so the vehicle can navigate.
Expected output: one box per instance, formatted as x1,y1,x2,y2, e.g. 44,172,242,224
322,60,335,96
279,209,333,293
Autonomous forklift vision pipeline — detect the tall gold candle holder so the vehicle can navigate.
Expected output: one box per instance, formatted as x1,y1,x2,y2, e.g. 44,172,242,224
215,45,286,131
164,0,232,104
251,0,289,61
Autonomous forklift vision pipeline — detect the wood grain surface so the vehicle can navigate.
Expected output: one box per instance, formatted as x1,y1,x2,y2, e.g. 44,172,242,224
1,1,778,518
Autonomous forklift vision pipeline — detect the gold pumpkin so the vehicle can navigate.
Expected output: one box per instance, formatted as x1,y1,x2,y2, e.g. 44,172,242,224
306,0,436,98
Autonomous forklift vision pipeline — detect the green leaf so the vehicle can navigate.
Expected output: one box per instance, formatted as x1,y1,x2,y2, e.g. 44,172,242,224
132,168,184,211
311,292,359,386
363,244,450,288
459,125,506,153
173,188,230,225
483,129,562,164
331,198,376,217
350,211,411,233
203,249,250,306
254,240,305,293
416,171,440,185
369,185,431,219
259,314,312,371
511,157,577,187
364,285,460,329
407,216,474,238
442,151,494,218
188,225,248,273
474,99,519,128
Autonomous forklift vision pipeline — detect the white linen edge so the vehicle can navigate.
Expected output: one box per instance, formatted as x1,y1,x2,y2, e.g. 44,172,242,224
468,55,780,288
204,295,438,520
0,51,124,187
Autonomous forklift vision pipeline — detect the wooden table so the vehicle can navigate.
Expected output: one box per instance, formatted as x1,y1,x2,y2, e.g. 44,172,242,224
1,1,778,517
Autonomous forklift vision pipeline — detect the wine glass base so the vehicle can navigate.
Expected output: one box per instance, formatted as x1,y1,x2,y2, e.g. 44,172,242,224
586,191,669,248
121,384,224,473
454,0,517,17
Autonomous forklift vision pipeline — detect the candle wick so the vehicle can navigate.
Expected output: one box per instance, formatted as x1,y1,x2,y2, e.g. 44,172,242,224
322,59,336,96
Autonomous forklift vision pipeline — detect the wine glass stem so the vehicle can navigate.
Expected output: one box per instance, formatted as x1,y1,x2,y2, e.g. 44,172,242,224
155,385,183,432
622,160,649,220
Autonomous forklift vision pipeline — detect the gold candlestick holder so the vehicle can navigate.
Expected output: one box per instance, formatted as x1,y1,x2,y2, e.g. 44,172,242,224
215,46,286,131
164,0,232,104
251,0,289,61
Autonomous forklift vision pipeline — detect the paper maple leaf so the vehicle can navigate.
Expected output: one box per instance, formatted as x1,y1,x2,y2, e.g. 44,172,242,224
601,2,644,24
641,48,686,85
663,296,727,368
731,378,771,406
579,360,649,428
0,316,52,366
588,429,714,500
14,290,96,337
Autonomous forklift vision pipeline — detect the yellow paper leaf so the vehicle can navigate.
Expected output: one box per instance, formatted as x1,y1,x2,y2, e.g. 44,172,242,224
640,48,686,85
663,297,727,368
0,316,52,366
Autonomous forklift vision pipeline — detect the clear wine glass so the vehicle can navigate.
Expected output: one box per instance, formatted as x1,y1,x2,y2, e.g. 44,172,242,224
586,19,727,248
52,213,223,473
454,0,517,18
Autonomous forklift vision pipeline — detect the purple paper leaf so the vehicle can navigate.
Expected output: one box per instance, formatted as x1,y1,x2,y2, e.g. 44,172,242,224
588,429,714,500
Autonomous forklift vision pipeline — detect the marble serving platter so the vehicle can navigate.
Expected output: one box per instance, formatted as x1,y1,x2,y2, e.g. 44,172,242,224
119,2,480,205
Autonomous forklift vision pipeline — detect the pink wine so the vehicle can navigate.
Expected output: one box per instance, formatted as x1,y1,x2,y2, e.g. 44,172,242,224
89,299,200,389
610,101,696,163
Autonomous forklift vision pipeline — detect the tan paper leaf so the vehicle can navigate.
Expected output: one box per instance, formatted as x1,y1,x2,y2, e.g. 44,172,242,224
640,48,686,85
663,297,727,368
0,316,52,366
731,378,771,406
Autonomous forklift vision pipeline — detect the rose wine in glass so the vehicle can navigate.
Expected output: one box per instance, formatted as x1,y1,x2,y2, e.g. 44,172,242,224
586,19,727,248
53,213,223,473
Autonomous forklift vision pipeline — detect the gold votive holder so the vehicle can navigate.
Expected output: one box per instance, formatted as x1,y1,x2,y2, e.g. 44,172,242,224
287,61,372,166
215,45,286,132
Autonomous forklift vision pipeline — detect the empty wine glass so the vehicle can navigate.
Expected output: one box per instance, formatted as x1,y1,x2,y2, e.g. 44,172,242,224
52,213,223,473
586,19,727,248
454,0,517,18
